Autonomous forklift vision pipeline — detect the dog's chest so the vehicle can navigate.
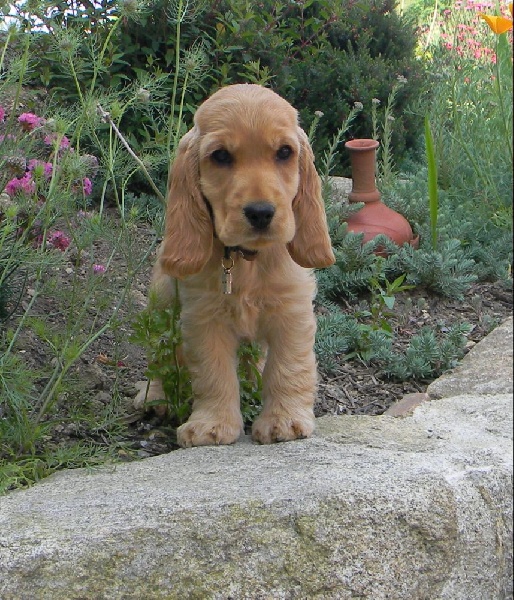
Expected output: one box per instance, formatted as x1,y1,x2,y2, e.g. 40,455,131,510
180,253,313,342
182,283,279,341
225,291,267,340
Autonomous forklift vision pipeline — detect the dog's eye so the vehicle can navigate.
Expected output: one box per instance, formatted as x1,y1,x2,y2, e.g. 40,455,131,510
211,149,233,166
276,145,293,161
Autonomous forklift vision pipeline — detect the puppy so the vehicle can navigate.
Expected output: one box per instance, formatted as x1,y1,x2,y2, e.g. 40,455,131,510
135,84,335,447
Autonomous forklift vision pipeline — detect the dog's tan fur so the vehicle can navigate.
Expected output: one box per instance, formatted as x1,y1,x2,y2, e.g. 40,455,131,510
135,84,335,447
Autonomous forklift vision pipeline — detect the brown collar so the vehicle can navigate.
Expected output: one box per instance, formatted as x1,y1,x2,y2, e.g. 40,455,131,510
224,246,259,262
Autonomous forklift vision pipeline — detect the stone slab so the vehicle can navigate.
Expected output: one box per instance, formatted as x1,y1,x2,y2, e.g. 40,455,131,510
428,317,513,398
0,391,512,600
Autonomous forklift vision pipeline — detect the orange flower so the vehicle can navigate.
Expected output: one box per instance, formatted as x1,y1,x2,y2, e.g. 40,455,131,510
479,2,513,34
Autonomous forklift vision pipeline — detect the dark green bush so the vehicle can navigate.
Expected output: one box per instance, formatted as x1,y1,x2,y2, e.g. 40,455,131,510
8,0,424,180
287,1,423,171
209,0,425,174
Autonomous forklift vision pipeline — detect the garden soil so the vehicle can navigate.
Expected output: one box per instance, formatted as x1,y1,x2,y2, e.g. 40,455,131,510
9,213,513,458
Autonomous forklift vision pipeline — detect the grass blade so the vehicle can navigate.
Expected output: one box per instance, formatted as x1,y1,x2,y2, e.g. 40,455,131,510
425,116,439,250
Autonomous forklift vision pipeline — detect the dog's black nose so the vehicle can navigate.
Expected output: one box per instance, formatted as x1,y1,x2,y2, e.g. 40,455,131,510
243,201,275,230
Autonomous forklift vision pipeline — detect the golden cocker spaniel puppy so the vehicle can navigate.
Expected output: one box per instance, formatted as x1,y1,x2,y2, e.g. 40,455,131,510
136,83,335,447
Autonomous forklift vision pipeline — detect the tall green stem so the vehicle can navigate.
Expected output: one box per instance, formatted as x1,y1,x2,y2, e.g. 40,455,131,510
97,104,165,204
0,25,15,73
3,30,30,135
89,16,123,95
425,116,439,250
173,70,189,150
167,0,185,163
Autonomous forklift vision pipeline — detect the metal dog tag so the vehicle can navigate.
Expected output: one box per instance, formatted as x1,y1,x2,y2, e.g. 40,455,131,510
221,255,234,295
222,267,233,294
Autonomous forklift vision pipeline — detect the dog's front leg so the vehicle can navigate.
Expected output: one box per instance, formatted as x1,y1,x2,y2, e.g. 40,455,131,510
252,304,317,444
177,320,243,447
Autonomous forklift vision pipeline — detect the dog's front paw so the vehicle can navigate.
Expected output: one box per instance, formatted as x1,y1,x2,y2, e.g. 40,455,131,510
177,416,243,448
251,411,315,444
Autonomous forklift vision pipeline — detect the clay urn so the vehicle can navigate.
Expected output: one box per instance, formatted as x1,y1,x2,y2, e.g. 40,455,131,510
345,139,419,251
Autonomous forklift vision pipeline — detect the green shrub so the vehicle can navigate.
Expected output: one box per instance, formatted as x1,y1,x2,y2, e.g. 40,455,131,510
3,0,211,198
0,212,26,321
403,0,453,26
131,302,263,429
7,0,425,181
315,308,472,380
210,0,425,174
0,17,165,484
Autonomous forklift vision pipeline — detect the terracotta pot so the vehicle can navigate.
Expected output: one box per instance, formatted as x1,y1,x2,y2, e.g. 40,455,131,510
345,139,419,251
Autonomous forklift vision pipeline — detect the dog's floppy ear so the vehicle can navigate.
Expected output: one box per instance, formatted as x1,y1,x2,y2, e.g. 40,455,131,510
287,128,335,269
159,128,213,279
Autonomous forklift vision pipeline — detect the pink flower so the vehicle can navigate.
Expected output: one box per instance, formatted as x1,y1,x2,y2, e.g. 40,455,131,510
5,173,36,197
59,136,71,150
47,230,71,251
43,133,71,150
28,159,53,179
93,264,106,274
0,106,5,122
83,177,93,195
18,112,44,132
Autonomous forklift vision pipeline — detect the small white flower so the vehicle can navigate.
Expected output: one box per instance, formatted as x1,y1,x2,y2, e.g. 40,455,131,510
314,110,324,118
372,98,381,106
354,101,364,110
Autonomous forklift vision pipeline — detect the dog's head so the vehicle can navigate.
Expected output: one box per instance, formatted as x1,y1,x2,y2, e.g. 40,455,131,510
160,84,335,278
